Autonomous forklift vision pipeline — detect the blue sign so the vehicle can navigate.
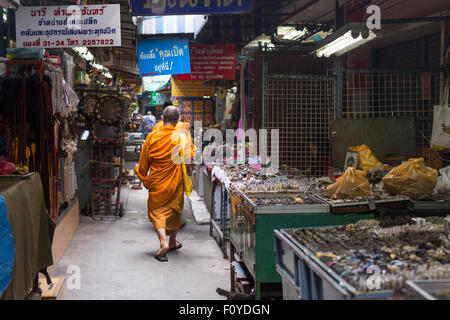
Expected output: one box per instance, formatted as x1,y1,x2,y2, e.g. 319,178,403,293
131,0,252,16
137,38,191,77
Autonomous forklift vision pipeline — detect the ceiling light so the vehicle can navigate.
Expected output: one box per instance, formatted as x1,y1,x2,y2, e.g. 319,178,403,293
73,47,94,62
282,28,306,41
314,23,376,58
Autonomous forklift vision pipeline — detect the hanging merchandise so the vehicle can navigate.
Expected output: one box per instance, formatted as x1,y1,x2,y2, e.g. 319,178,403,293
382,158,438,199
327,167,371,200
218,87,227,100
79,94,97,118
74,87,127,219
64,52,75,90
94,95,122,125
0,60,58,218
430,80,450,151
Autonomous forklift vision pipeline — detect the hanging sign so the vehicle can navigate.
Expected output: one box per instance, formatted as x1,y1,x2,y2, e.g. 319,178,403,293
142,75,172,92
137,38,191,77
151,92,171,106
130,0,252,16
171,78,215,97
15,4,121,48
178,44,235,81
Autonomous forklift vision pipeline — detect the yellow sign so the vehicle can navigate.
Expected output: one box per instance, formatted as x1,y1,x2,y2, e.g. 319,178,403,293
171,78,215,97
193,101,203,112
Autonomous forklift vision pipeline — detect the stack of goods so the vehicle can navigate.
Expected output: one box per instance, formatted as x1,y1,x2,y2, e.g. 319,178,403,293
181,100,193,124
287,216,450,293
222,163,314,194
338,144,439,202
249,194,321,205
193,101,203,124
203,100,213,126
320,167,409,204
232,178,313,194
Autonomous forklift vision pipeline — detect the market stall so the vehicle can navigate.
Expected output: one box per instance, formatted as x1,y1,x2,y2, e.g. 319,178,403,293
0,49,81,298
274,215,450,300
206,138,450,300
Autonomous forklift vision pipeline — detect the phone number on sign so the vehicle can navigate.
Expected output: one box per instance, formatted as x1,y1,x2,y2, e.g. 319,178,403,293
38,38,115,47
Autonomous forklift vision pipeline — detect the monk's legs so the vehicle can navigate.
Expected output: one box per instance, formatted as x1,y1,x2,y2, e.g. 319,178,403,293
169,229,179,248
156,228,169,256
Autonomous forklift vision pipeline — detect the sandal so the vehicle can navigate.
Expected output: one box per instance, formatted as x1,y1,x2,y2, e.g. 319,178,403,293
169,241,182,251
155,255,168,262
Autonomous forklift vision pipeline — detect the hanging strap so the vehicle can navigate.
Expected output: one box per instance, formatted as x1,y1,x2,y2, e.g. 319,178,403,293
443,78,449,106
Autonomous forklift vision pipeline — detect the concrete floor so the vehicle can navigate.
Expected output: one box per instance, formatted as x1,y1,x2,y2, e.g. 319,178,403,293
51,185,230,300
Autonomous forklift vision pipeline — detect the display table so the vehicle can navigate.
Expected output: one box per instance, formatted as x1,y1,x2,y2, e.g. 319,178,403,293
0,173,54,300
229,190,374,300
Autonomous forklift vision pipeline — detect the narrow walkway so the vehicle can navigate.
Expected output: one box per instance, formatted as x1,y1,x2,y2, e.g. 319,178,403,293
52,186,229,300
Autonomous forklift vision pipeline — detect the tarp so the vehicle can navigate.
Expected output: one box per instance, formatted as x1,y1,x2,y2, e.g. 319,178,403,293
0,173,54,300
0,195,14,297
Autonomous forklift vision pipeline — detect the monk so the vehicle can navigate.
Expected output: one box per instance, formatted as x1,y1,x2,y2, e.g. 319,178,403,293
152,107,194,229
135,106,194,262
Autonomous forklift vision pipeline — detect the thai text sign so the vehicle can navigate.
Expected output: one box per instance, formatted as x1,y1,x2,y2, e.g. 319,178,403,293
172,78,215,97
130,0,252,16
138,38,191,77
15,5,121,48
178,44,235,81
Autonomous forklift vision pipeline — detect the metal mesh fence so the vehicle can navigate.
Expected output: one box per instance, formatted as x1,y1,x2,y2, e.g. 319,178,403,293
263,70,441,175
264,75,334,176
342,70,440,147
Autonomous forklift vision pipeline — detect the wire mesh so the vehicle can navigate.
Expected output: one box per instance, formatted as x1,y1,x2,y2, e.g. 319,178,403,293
263,70,441,175
90,138,124,218
264,75,334,176
342,70,440,147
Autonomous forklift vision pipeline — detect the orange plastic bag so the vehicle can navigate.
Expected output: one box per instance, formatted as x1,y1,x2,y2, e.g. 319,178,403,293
348,144,382,172
327,167,371,199
382,158,438,199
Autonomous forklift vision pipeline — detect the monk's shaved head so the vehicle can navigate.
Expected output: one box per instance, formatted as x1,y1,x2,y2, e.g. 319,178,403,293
162,106,180,125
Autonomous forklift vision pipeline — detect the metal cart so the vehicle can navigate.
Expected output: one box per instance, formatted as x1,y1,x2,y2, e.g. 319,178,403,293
89,135,124,220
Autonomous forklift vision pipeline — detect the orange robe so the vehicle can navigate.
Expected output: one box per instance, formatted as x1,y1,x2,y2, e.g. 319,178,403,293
135,124,193,232
153,120,194,162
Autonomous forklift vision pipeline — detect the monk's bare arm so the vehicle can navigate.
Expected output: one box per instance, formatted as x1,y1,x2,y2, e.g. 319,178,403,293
138,136,152,178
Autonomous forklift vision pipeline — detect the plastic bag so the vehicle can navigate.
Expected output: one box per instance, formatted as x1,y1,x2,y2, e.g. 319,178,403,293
0,157,16,175
348,144,382,172
382,158,438,199
327,167,371,199
434,165,450,194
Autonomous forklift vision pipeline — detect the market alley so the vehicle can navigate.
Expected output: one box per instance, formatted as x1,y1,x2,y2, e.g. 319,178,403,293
50,186,229,300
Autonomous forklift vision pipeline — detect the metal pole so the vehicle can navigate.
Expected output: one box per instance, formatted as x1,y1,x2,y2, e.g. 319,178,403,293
240,60,246,163
262,56,267,129
334,55,344,120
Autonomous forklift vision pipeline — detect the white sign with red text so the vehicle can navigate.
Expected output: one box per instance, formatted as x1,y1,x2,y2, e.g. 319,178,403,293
15,4,121,48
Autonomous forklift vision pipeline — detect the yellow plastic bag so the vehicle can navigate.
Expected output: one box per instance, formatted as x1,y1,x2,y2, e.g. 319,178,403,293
348,144,382,172
180,134,192,196
382,158,438,199
327,167,371,199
